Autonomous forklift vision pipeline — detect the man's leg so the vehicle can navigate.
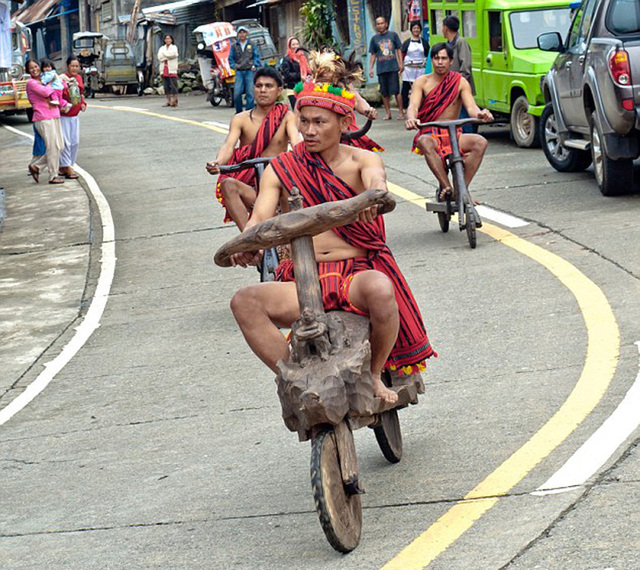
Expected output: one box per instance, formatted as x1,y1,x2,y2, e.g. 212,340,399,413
382,95,392,119
234,71,245,113
459,133,489,186
220,179,256,231
416,135,451,196
230,281,300,372
348,270,399,404
245,70,255,110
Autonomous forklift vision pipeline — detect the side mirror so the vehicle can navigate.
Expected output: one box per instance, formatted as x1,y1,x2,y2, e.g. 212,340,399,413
537,32,564,52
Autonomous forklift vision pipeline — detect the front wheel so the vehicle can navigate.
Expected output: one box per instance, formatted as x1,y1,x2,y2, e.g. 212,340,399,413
463,194,477,249
540,104,591,172
590,112,632,197
310,426,362,553
510,95,540,148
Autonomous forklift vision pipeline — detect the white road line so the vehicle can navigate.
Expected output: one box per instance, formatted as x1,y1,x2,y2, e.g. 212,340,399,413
475,205,529,228
0,125,116,426
533,340,640,496
112,106,148,111
202,120,230,130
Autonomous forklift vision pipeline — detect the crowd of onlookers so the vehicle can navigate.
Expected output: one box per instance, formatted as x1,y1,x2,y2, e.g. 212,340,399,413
25,56,86,184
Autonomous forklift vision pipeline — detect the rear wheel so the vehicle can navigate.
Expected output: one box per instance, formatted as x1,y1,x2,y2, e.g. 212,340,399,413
510,95,540,148
310,426,362,553
590,112,632,197
540,104,592,172
374,409,403,463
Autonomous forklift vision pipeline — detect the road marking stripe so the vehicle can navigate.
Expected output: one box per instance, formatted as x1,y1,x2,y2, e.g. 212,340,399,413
89,104,229,134
0,125,116,426
80,107,621,566
202,120,231,130
383,223,619,569
387,183,528,229
533,340,640,495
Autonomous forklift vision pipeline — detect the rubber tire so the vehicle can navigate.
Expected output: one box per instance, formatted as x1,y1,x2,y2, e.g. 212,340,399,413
540,104,592,172
510,95,540,148
210,94,222,106
464,194,477,249
310,427,362,553
590,112,632,197
374,409,403,463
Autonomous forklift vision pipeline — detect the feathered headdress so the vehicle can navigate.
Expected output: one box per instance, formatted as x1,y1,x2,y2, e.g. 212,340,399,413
307,49,364,87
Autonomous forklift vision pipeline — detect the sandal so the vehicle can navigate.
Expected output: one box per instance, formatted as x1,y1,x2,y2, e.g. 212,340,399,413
28,164,40,183
64,172,80,179
49,177,65,185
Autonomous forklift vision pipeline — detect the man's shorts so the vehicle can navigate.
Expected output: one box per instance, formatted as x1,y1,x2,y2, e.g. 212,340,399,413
275,257,371,316
413,126,463,162
378,71,400,98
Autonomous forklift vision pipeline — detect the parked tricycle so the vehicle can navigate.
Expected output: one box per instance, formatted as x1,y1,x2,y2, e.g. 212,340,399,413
194,22,236,107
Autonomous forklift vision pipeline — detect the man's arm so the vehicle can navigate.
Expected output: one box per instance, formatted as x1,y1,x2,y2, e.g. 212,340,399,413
405,76,426,129
229,164,283,267
368,37,377,78
394,33,404,74
358,151,392,223
252,44,261,69
460,78,493,122
206,114,243,174
458,39,473,84
285,112,303,146
229,45,236,70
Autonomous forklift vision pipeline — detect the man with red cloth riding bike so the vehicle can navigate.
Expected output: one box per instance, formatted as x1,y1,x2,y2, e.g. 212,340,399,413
405,43,493,203
228,78,437,404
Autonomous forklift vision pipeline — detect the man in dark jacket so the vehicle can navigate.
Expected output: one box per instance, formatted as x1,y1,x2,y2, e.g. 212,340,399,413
229,26,262,113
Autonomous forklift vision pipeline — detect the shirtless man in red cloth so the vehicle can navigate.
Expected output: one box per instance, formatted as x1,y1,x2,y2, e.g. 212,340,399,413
405,43,493,201
206,67,301,230
229,80,436,404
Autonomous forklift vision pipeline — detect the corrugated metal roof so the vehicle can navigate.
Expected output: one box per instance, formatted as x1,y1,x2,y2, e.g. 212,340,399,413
13,0,59,24
141,0,210,14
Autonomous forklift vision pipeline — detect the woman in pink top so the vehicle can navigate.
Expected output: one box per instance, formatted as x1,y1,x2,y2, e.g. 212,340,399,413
25,59,65,184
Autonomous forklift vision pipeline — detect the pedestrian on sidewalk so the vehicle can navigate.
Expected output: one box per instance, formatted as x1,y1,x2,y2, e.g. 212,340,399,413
158,34,179,108
229,26,261,114
59,56,86,179
25,59,65,184
368,16,405,120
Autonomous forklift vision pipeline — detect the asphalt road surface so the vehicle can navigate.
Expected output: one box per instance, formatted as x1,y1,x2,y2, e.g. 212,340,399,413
1,92,639,569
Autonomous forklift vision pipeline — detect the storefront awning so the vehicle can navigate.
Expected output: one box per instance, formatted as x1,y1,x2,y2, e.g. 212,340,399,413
13,0,60,24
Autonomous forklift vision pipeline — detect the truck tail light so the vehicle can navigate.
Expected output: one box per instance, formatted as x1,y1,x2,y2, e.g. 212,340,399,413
609,49,631,85
622,98,634,111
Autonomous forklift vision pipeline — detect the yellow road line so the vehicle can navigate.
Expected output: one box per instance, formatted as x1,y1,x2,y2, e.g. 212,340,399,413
89,104,229,134
91,106,620,567
383,189,619,569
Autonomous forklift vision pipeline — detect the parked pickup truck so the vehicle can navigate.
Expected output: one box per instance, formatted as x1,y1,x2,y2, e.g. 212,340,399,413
538,0,640,196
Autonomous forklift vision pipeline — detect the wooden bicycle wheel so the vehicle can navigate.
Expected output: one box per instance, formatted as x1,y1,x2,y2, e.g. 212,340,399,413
464,193,477,249
434,187,450,233
374,408,403,463
310,426,362,553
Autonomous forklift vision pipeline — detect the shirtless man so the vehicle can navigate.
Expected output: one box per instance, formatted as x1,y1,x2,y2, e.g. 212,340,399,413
405,43,493,201
229,80,436,403
206,67,302,230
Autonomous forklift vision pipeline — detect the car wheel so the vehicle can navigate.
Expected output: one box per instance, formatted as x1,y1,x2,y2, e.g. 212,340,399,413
540,104,592,172
590,112,632,196
511,95,540,148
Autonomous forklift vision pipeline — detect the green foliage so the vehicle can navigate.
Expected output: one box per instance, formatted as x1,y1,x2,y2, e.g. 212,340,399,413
300,0,338,51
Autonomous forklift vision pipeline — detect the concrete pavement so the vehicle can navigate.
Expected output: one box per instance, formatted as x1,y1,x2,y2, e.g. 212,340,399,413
0,126,94,412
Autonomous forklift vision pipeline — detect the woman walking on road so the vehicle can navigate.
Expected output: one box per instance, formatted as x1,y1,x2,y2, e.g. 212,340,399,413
59,56,86,179
401,22,429,112
158,34,179,107
25,59,65,184
280,36,310,109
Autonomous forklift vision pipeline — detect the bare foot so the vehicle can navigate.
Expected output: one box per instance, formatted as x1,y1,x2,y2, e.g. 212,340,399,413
383,115,392,120
439,187,453,201
397,114,406,120
372,374,398,405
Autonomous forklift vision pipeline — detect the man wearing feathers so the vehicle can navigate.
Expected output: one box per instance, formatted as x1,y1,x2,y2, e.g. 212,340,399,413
228,56,436,404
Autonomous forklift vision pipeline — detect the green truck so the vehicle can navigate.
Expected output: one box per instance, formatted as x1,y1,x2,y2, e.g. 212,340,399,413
427,0,573,147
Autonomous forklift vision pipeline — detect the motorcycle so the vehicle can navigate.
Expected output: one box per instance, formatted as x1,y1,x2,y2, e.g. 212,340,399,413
208,65,233,107
194,22,236,108
73,32,105,99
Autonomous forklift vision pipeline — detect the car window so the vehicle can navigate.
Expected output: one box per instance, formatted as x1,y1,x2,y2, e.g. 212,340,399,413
510,9,572,49
608,0,640,35
488,11,503,52
566,0,599,51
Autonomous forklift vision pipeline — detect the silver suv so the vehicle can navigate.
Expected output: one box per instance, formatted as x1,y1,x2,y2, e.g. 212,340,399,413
538,0,640,196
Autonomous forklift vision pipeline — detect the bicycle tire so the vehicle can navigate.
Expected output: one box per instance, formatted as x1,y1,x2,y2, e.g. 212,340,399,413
464,194,477,249
310,426,362,553
434,188,450,233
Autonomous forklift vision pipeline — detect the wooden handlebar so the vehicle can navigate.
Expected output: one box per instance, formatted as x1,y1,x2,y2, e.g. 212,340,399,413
214,188,396,267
